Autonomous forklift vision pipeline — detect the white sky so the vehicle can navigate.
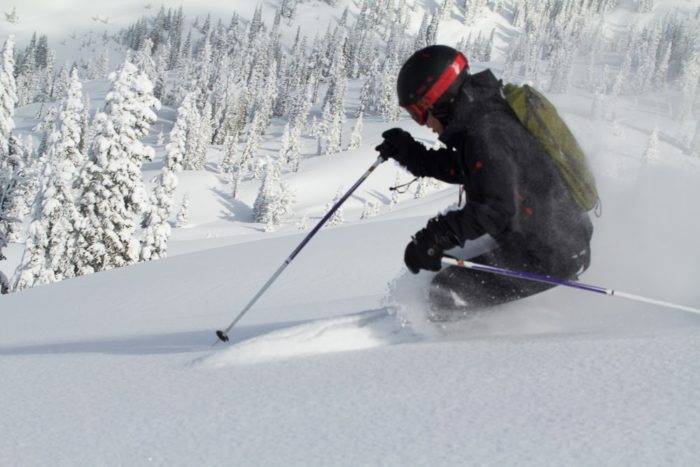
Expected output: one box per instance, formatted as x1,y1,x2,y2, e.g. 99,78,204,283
0,1,261,45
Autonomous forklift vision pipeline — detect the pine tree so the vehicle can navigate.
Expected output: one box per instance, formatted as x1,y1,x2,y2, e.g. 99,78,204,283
358,77,372,116
0,36,16,158
278,122,291,162
253,158,295,230
296,212,308,230
170,92,203,170
287,122,302,172
220,133,239,174
96,49,110,78
52,65,71,100
73,61,160,274
642,127,660,164
638,0,653,13
678,51,699,122
13,69,87,288
323,108,343,157
348,112,363,150
176,193,190,227
230,160,243,199
61,69,86,170
0,36,19,260
192,99,212,169
378,58,399,122
325,187,344,226
139,168,177,261
1,136,27,244
240,110,265,176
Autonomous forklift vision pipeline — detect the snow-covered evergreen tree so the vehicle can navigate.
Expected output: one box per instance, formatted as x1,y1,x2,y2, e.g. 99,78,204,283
13,68,88,288
192,99,213,168
96,49,110,78
0,36,16,159
296,212,309,230
0,35,20,259
73,61,160,274
241,109,266,176
134,38,156,80
253,158,295,230
169,92,203,170
60,69,86,170
325,187,344,226
220,133,239,174
52,65,70,101
176,193,190,228
287,123,302,172
230,161,243,199
278,122,291,162
348,112,363,150
139,168,177,261
678,51,699,122
642,127,660,164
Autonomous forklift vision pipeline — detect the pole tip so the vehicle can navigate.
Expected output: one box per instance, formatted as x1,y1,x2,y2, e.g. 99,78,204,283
216,330,229,343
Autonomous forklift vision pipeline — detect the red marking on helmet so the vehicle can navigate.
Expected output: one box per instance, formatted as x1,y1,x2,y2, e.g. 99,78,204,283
474,160,483,170
524,207,534,216
426,75,434,82
402,52,469,126
418,53,469,109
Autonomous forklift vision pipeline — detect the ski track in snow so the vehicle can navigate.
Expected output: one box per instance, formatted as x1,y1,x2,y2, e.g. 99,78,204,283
200,308,416,367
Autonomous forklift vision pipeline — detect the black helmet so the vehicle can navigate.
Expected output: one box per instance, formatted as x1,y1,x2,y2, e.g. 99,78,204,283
397,45,469,125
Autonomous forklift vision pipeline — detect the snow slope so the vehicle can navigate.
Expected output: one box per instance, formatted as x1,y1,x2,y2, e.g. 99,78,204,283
3,143,700,464
2,204,700,465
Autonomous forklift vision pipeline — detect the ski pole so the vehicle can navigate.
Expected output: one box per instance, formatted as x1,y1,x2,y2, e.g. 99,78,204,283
215,155,386,344
441,255,700,315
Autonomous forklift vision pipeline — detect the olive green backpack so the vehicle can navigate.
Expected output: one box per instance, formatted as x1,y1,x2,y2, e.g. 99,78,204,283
502,83,599,212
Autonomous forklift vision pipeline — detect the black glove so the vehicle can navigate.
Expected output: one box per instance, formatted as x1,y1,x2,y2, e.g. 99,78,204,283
375,128,424,174
404,230,444,274
404,215,463,274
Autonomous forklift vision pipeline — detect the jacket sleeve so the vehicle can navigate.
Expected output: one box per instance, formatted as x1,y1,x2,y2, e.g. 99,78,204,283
399,138,465,184
431,123,518,248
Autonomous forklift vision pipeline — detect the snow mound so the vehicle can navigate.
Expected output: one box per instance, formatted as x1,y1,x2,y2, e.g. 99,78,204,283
385,261,700,342
200,308,415,367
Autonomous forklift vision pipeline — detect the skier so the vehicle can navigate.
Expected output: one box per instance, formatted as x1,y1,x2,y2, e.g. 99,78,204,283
376,45,594,316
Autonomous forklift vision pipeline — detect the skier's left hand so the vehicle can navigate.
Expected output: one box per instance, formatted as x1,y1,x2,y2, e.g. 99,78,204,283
404,231,443,274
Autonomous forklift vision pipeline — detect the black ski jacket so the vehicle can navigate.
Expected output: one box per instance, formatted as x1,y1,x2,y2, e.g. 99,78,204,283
405,70,593,275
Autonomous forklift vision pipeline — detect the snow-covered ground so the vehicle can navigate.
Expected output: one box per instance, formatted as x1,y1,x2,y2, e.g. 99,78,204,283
2,0,700,465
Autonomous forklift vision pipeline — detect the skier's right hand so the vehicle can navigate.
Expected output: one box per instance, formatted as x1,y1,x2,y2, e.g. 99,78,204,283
375,128,422,170
404,230,443,274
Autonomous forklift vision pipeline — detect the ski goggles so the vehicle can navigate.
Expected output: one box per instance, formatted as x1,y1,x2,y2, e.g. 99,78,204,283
401,52,469,125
